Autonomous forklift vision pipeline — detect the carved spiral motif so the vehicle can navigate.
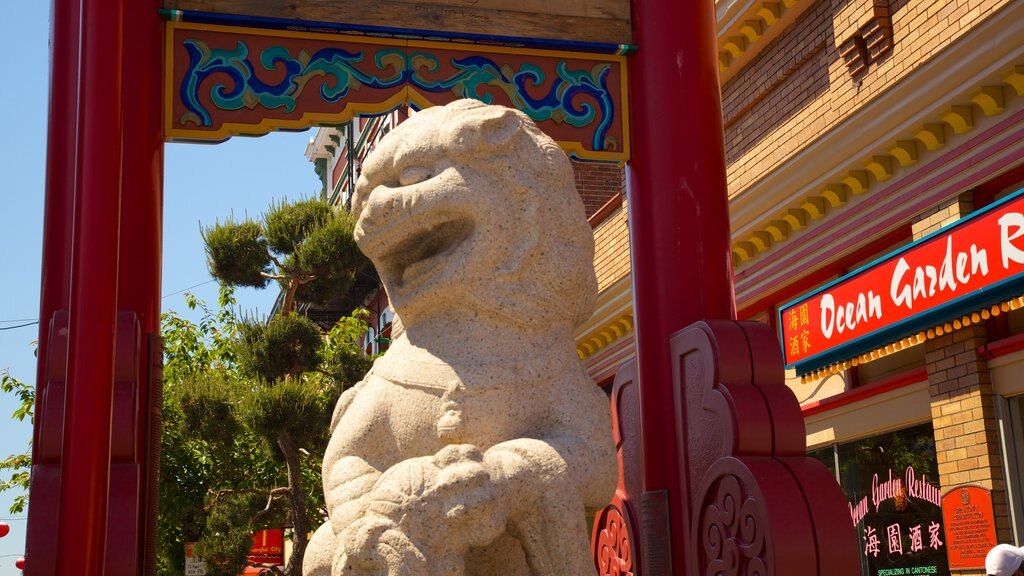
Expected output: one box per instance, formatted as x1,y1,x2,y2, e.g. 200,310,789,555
700,474,767,576
594,505,634,576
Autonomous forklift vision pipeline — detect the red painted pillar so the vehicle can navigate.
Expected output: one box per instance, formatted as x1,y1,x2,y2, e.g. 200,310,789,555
627,0,734,573
55,0,126,571
33,0,79,450
118,0,165,572
26,0,81,572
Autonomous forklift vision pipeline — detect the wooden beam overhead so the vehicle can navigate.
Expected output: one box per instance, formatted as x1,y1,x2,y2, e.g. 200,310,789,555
163,0,633,45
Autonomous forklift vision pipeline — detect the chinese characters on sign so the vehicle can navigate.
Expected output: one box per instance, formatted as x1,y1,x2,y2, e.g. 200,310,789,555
788,303,813,357
863,520,942,557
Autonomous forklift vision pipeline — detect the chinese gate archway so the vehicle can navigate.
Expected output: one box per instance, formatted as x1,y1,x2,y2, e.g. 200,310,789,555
28,0,856,574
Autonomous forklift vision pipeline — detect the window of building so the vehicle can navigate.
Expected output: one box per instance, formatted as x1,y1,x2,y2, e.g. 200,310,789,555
378,306,393,354
997,394,1024,545
364,325,376,356
809,423,949,576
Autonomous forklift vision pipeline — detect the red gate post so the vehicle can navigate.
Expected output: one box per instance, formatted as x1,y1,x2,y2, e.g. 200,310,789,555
33,0,80,446
54,0,126,571
31,0,162,572
25,0,81,569
118,0,165,573
626,0,734,569
624,0,859,574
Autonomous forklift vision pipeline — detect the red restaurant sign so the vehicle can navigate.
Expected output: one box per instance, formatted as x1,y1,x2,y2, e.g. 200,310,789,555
780,187,1024,374
248,528,285,565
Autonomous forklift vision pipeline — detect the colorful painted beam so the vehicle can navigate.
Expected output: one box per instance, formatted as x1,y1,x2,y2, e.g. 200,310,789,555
165,22,630,161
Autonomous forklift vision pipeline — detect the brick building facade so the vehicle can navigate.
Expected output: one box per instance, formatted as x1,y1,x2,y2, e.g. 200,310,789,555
576,0,1024,573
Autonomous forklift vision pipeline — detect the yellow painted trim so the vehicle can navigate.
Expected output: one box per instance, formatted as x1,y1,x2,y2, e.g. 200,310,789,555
718,0,799,78
864,155,894,182
972,86,1006,116
576,313,634,360
889,140,919,166
1006,65,1024,96
916,124,945,150
164,21,631,162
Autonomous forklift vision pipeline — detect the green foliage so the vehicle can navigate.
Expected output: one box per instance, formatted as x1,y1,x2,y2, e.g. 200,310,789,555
0,367,33,514
159,288,372,575
195,492,265,576
263,198,333,255
236,314,323,383
293,212,364,304
320,308,375,402
201,197,367,311
171,195,372,574
202,219,272,288
239,379,326,451
178,371,242,448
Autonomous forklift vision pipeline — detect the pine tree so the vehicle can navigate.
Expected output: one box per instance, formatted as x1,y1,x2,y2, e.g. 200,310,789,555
161,197,371,575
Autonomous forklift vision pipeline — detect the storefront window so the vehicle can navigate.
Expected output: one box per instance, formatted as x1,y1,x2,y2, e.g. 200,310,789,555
808,446,837,479
837,424,948,576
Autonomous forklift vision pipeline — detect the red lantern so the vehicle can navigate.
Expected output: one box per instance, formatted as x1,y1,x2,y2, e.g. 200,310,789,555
15,557,25,570
0,522,9,537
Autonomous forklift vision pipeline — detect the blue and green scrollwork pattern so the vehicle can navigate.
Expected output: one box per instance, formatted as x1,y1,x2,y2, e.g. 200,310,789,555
179,39,618,151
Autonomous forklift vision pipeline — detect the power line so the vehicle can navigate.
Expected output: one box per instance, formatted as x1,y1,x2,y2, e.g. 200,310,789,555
161,279,217,300
0,322,37,332
0,279,222,327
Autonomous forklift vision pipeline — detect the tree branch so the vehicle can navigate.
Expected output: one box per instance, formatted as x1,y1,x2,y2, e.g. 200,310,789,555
207,486,290,510
249,489,290,532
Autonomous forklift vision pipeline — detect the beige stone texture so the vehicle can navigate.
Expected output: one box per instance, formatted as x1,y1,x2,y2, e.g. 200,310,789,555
304,100,616,576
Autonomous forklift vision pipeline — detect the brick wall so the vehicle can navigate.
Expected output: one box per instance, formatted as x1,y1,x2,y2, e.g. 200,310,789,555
911,193,974,238
572,160,625,217
926,327,1013,575
723,0,1012,196
913,194,1013,575
592,199,631,292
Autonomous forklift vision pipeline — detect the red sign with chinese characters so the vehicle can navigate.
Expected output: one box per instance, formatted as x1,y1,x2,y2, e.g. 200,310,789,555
780,187,1024,373
248,528,285,565
941,486,997,570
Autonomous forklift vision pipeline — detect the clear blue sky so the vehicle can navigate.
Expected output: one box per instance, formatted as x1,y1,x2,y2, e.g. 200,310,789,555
0,5,322,573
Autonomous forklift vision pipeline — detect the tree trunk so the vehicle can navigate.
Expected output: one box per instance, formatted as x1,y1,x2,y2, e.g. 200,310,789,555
278,430,308,574
281,277,299,318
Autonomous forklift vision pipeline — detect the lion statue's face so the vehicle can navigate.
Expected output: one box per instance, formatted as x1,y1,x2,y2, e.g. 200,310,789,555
352,99,597,331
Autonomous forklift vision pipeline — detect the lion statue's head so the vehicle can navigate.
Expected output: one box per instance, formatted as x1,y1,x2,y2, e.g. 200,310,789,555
352,99,597,332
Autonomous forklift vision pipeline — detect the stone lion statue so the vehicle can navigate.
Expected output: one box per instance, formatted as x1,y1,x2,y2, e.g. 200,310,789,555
304,99,616,576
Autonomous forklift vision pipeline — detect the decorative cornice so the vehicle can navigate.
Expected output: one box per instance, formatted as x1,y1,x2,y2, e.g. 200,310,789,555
717,0,805,84
576,313,634,360
574,274,634,360
731,64,1024,265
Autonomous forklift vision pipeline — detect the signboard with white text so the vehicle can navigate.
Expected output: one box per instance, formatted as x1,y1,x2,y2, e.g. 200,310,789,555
780,187,1024,374
184,542,208,576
